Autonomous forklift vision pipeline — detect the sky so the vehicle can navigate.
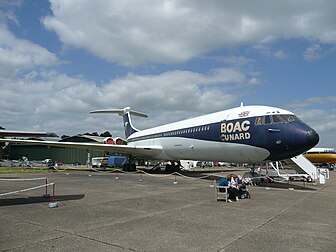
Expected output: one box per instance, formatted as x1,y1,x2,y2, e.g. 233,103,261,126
0,0,335,147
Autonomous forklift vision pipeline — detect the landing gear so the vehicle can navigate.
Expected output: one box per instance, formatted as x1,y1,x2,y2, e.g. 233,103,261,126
123,155,136,172
165,161,181,173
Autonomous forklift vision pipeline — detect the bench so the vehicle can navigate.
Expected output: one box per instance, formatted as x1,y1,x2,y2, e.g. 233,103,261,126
215,185,229,202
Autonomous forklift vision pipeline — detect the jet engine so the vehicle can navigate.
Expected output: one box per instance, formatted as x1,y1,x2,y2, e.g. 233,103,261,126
114,137,126,145
103,137,126,145
103,137,114,145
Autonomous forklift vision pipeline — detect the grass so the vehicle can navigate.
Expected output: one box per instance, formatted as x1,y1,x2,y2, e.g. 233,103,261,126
0,166,125,174
0,166,52,174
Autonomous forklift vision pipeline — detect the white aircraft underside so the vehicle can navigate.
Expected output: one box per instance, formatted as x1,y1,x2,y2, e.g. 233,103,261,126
131,138,270,162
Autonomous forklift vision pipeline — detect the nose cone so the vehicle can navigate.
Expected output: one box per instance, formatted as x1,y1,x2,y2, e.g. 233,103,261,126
265,123,320,161
306,129,319,149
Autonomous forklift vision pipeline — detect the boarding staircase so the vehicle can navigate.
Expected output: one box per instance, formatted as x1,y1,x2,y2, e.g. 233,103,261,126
269,154,330,183
284,154,318,180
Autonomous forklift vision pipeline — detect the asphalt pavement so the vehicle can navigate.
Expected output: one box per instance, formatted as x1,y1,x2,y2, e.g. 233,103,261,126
0,169,335,251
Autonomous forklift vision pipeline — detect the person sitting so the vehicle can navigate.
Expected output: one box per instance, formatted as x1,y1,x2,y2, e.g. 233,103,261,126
218,177,228,186
228,176,239,202
218,177,228,193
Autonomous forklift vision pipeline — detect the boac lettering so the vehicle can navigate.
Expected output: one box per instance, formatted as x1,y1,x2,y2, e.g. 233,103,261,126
220,120,251,141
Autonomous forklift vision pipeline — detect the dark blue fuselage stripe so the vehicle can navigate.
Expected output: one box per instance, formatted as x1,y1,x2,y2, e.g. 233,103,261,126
128,117,255,143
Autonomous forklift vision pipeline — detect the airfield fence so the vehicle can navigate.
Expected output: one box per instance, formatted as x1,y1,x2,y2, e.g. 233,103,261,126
0,177,55,201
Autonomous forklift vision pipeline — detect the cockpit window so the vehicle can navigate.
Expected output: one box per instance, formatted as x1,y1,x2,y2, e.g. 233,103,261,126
264,115,271,124
255,116,264,125
255,114,299,125
279,114,299,123
272,115,283,124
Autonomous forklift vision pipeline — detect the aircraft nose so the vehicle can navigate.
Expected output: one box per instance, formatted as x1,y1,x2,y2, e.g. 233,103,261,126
306,129,319,148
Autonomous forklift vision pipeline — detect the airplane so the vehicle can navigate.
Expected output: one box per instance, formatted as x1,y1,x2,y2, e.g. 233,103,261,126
0,105,319,171
304,147,336,167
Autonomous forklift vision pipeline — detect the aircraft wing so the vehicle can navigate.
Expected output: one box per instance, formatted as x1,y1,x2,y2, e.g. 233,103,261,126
0,130,58,138
0,138,163,158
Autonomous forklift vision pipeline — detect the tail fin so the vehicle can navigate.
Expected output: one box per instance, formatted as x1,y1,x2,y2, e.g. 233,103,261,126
89,107,148,138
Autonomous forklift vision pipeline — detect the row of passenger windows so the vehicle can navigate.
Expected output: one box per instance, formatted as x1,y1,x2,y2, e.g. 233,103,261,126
164,125,211,137
255,114,299,125
131,125,211,142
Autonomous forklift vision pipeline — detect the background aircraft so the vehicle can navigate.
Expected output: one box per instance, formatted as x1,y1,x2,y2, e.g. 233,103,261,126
304,147,336,168
0,105,319,171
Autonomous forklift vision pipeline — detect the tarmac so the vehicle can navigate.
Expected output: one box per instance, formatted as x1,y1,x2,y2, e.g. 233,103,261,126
0,168,335,252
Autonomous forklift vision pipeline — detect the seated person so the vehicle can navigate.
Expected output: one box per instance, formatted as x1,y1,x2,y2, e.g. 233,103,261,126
218,177,228,186
228,176,239,202
218,177,228,192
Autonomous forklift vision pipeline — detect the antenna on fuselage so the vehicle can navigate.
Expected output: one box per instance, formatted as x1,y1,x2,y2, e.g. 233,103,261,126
240,102,244,107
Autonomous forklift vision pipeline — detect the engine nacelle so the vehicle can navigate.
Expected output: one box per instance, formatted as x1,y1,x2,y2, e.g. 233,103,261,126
103,137,114,145
103,137,126,145
114,137,126,145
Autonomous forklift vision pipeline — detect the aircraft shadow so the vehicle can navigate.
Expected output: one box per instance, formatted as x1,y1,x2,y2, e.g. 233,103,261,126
141,168,243,175
255,181,317,191
205,175,317,191
0,194,85,206
142,170,318,191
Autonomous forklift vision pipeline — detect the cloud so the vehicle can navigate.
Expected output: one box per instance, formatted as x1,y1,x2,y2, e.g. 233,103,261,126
248,77,262,85
212,56,254,67
288,97,336,147
273,50,289,60
0,27,60,77
42,0,336,66
303,44,322,61
0,5,252,139
0,66,252,137
0,0,22,24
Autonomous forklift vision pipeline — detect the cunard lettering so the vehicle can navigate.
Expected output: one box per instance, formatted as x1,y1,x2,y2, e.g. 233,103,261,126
221,120,251,141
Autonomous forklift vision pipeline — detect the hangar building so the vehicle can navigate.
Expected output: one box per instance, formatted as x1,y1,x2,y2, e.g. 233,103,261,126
4,135,106,164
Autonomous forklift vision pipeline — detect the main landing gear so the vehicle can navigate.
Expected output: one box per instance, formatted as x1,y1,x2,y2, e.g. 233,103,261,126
165,161,181,173
123,155,137,172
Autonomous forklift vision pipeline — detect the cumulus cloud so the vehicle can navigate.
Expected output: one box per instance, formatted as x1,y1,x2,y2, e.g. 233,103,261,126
0,27,60,77
0,2,60,78
0,3,252,139
42,0,336,66
0,66,252,137
1,0,335,148
303,44,322,61
288,97,336,147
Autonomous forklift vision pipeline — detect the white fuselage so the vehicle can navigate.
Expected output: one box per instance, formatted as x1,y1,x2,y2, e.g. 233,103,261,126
129,137,269,162
125,105,307,163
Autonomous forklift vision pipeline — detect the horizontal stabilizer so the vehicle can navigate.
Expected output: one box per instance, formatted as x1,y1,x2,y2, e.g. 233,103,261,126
89,107,148,118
